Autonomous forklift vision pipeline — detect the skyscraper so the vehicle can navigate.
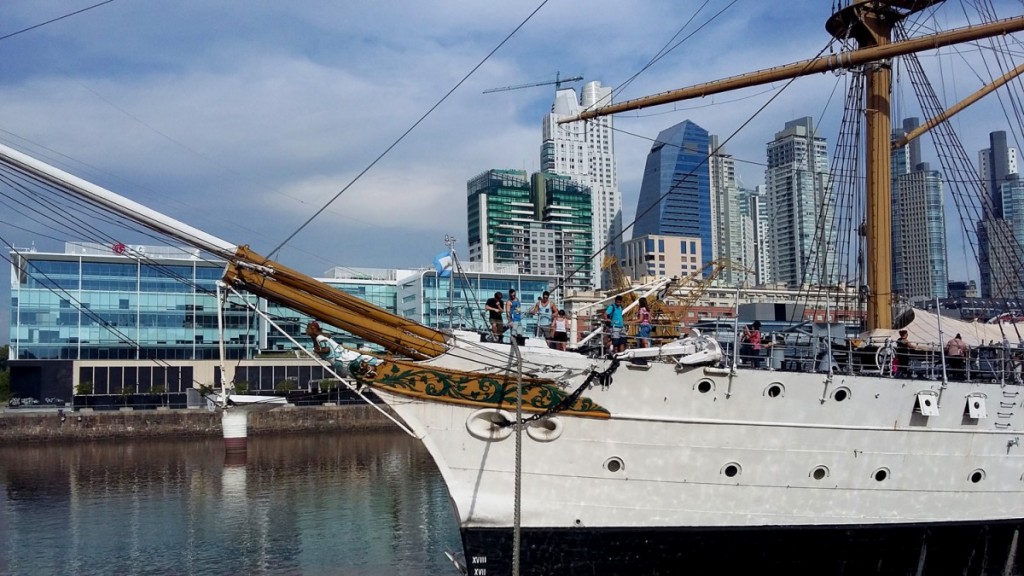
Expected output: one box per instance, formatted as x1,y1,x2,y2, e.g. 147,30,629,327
541,81,622,288
466,169,593,292
709,135,749,284
633,120,714,273
999,176,1024,298
891,119,948,301
978,130,1023,298
763,117,834,288
750,186,772,286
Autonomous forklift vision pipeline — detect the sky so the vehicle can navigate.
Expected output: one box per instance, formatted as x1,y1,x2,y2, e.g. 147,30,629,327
0,0,1020,344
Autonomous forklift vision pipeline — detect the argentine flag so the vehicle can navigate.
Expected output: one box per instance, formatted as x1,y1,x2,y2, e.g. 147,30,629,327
433,250,453,277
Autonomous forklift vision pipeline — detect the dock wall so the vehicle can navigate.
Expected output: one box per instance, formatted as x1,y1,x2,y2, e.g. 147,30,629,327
0,405,398,443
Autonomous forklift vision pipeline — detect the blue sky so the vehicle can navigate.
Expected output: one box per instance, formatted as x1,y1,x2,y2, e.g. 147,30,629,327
0,1,1019,343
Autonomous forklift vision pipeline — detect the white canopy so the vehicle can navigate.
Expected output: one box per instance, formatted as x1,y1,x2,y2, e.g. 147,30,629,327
862,308,1024,349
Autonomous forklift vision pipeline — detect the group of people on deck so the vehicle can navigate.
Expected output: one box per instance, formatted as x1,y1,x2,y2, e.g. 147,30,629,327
485,289,569,350
896,329,970,380
602,295,654,354
484,290,657,354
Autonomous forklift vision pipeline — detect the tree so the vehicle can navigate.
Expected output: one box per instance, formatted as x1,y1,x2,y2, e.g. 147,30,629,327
75,381,94,395
150,384,167,407
275,379,297,393
0,369,9,403
119,386,133,407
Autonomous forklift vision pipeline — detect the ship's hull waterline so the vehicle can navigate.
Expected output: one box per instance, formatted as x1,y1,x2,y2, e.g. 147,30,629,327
459,520,1024,576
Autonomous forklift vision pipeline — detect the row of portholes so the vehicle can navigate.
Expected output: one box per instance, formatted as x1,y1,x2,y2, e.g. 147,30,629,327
603,458,988,484
466,409,563,442
694,379,852,402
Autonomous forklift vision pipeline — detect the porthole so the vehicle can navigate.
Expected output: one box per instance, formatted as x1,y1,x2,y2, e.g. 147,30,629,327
721,462,742,478
696,380,714,394
765,383,785,398
833,387,851,402
605,457,624,473
969,469,986,484
810,465,829,480
873,468,889,482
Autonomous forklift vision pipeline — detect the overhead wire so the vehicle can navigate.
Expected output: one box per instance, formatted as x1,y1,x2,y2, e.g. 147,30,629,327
0,1,114,42
268,0,553,257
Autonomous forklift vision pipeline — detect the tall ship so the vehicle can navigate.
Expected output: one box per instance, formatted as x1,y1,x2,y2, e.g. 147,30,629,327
5,1,1024,574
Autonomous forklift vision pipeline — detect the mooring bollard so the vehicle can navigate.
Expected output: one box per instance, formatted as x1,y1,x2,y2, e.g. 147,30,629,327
221,409,249,453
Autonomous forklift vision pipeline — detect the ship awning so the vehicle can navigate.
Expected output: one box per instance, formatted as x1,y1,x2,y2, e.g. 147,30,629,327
861,308,1024,349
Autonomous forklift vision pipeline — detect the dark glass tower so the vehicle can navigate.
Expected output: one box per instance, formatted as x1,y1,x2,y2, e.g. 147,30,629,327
633,120,713,272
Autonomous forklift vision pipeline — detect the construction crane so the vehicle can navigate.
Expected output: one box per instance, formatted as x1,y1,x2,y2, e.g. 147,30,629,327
601,255,683,340
667,259,754,324
483,72,584,94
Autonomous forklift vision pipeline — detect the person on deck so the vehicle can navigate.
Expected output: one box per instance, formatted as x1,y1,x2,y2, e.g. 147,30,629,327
485,291,504,342
551,310,569,351
636,297,652,348
604,295,627,354
895,329,912,378
946,333,967,380
506,289,523,338
305,322,381,381
530,291,557,342
740,320,763,367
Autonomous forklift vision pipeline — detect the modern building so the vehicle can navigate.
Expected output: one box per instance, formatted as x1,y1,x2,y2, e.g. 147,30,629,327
763,117,835,288
997,175,1024,299
634,120,714,272
621,234,703,281
7,242,559,404
397,262,556,331
541,81,622,287
978,130,1019,215
978,130,1024,298
948,280,979,299
466,169,593,293
748,185,772,286
709,135,751,284
891,118,948,302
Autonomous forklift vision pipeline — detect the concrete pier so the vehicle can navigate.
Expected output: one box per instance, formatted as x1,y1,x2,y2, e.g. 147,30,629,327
0,404,398,443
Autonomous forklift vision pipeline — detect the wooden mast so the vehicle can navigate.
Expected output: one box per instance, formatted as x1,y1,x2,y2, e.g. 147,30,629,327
560,2,1024,331
823,2,942,330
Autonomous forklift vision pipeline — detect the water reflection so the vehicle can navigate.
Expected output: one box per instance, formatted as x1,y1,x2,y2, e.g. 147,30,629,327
0,432,461,576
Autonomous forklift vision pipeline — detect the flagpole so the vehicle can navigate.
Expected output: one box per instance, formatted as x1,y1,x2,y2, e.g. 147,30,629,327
445,234,456,332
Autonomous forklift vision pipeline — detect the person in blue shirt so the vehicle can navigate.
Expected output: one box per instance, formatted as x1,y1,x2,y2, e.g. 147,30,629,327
530,291,557,341
506,288,523,337
603,295,626,353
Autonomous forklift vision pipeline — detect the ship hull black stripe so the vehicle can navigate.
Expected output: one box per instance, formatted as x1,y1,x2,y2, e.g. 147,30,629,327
460,520,1024,576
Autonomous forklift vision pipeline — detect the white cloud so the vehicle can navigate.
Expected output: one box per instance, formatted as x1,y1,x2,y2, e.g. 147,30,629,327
1,0,1022,343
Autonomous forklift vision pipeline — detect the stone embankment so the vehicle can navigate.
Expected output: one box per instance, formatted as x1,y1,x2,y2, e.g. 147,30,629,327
0,404,398,443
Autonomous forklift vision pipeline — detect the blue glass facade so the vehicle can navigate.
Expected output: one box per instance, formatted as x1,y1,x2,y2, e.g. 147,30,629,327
633,120,713,272
400,269,554,334
263,281,397,352
9,248,399,361
11,251,258,361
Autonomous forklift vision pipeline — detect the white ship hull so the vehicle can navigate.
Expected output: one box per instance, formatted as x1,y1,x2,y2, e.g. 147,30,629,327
378,341,1024,575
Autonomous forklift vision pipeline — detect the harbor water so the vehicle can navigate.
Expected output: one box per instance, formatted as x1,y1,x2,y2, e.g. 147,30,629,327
0,431,462,575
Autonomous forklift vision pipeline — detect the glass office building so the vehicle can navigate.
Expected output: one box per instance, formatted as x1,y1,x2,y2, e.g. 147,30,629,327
634,120,714,273
398,263,555,335
8,243,553,402
9,244,405,361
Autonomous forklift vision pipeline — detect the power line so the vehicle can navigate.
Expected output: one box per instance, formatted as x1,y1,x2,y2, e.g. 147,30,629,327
0,1,115,42
269,0,553,257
